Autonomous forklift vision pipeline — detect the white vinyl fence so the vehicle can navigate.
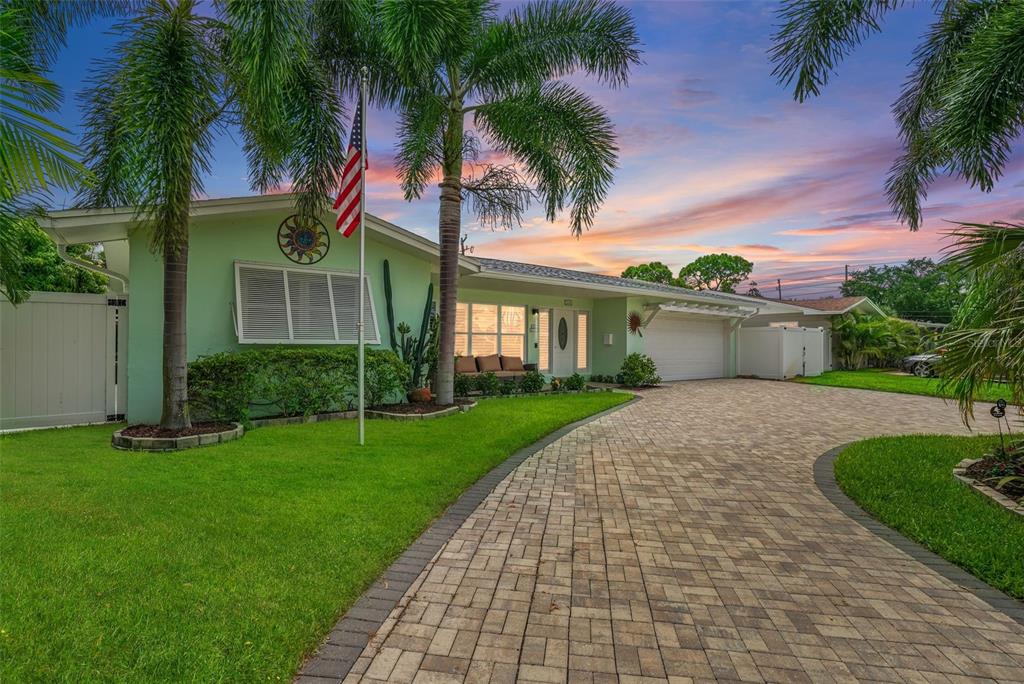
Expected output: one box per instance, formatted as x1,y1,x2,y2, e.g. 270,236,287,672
1,292,127,430
738,326,827,380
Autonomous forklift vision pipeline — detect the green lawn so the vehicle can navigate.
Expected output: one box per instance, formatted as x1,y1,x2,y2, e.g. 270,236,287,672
793,368,1008,402
0,392,629,682
835,435,1024,600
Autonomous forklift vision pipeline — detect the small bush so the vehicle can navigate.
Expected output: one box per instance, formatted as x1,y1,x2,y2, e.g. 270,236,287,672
564,373,587,391
619,353,661,387
476,372,501,396
549,377,562,392
453,373,476,396
189,352,261,423
499,378,519,395
520,370,545,393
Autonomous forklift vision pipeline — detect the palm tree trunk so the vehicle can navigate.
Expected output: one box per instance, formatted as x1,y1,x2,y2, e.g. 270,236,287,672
160,241,191,430
435,107,465,406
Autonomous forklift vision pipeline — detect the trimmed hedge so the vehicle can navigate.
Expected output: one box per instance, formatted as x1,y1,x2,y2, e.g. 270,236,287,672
188,347,409,423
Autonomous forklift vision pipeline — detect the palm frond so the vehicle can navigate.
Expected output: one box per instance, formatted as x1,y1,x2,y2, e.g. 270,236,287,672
466,0,640,98
474,81,616,236
394,89,447,200
770,0,902,102
943,221,1024,271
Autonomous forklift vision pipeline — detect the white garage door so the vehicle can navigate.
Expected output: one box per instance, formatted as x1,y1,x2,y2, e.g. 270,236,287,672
645,315,727,381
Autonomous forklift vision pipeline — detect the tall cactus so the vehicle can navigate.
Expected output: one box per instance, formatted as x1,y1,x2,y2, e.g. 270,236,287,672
382,259,435,389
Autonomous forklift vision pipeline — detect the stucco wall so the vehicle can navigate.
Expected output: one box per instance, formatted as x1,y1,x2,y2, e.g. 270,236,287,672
126,209,434,423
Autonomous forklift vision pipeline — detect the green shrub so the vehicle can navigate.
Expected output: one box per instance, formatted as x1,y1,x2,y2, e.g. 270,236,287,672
476,372,501,396
619,353,661,387
188,352,261,423
453,373,476,396
564,373,587,391
499,378,519,395
520,370,545,393
187,347,408,420
549,377,562,391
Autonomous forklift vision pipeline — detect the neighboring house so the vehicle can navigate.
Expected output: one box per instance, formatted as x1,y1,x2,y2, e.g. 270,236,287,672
29,194,879,425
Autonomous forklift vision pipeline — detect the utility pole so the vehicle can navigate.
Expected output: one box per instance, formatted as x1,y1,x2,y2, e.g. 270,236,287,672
844,264,849,282
776,278,782,301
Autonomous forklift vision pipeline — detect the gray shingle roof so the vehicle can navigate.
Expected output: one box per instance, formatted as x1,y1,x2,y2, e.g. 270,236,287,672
473,257,766,306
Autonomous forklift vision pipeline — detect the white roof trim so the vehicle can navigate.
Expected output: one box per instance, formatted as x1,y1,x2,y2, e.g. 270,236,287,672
655,301,759,318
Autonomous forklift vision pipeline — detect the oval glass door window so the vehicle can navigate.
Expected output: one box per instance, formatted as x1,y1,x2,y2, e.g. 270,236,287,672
557,317,568,350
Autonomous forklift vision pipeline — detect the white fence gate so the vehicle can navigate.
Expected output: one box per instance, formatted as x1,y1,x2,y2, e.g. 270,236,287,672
737,326,826,380
1,292,127,430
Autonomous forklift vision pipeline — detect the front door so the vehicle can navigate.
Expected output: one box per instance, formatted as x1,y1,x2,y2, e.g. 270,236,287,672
551,308,575,376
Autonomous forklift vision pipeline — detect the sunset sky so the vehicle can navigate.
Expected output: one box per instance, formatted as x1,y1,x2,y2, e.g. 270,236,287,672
50,1,1023,299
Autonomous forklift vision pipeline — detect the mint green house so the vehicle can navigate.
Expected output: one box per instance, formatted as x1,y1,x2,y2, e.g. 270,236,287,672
41,194,856,425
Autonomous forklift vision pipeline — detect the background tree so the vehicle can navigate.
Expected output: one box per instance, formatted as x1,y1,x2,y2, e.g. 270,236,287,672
841,258,966,323
79,0,349,430
744,281,762,298
4,218,107,294
771,1,1023,229
321,0,641,405
678,253,752,293
620,261,674,285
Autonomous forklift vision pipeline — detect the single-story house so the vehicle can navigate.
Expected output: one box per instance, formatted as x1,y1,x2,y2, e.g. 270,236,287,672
30,194,879,425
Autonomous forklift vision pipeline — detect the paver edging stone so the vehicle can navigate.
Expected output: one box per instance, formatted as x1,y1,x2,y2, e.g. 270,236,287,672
814,444,1024,627
953,457,1024,517
293,392,638,683
111,423,243,451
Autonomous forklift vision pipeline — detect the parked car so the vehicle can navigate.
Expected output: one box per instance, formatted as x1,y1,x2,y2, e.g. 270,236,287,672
902,352,941,377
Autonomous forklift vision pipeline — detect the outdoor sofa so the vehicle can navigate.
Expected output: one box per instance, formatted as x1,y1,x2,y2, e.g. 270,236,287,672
455,354,537,379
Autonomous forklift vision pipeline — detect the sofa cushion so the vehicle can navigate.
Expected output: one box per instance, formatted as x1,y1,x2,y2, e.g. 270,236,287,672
455,356,478,374
501,355,525,372
476,354,502,372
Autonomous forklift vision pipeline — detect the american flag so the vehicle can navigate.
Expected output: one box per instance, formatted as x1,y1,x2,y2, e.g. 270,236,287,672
333,104,367,237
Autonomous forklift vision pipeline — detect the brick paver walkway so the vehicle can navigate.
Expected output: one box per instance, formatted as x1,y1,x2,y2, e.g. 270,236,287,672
340,380,1024,683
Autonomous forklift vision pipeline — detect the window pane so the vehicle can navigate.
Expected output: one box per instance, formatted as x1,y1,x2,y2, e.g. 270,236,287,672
238,266,290,340
287,270,334,340
501,306,525,335
501,334,524,359
576,312,589,370
456,302,468,333
538,310,550,371
455,333,469,356
473,334,497,357
471,303,498,333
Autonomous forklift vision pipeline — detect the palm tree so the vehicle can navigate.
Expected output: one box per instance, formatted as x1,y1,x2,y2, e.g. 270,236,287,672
939,222,1023,421
0,1,128,303
771,1,1024,229
317,0,641,404
78,0,349,429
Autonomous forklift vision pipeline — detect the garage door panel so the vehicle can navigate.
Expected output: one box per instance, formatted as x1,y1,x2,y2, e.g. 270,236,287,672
645,316,727,381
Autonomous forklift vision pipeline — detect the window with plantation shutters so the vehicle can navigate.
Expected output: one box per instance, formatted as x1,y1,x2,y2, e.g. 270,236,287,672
234,262,379,344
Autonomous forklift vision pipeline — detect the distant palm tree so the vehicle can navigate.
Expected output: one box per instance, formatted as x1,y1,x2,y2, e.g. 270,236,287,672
78,0,350,429
316,0,641,404
771,1,1023,229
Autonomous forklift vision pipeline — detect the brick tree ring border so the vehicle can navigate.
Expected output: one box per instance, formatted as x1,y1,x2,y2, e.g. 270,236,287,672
111,423,244,452
293,392,638,683
953,458,1024,517
814,445,1024,627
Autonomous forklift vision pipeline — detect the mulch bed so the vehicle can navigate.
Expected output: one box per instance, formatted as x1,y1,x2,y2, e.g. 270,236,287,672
966,455,1024,504
120,423,236,439
375,399,475,415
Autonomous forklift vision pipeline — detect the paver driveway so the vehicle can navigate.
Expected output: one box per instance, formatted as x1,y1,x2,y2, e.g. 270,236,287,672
340,380,1024,683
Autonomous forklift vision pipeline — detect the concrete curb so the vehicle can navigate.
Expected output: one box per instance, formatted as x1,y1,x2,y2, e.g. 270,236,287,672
813,445,1024,627
293,393,637,683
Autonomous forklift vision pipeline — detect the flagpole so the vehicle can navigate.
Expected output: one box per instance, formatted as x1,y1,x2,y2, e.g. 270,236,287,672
357,66,368,446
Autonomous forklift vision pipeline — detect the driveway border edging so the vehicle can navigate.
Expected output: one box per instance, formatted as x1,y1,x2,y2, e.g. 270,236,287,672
294,393,637,683
814,445,1024,627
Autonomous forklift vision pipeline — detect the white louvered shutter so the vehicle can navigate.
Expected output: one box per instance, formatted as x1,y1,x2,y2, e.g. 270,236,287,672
287,270,335,341
329,273,379,344
238,265,290,341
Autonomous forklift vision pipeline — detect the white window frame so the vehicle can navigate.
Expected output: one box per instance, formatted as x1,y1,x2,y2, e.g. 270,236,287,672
234,260,380,345
457,302,528,358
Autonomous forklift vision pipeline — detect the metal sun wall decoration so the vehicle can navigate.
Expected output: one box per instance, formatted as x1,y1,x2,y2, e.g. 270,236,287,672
278,214,330,264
